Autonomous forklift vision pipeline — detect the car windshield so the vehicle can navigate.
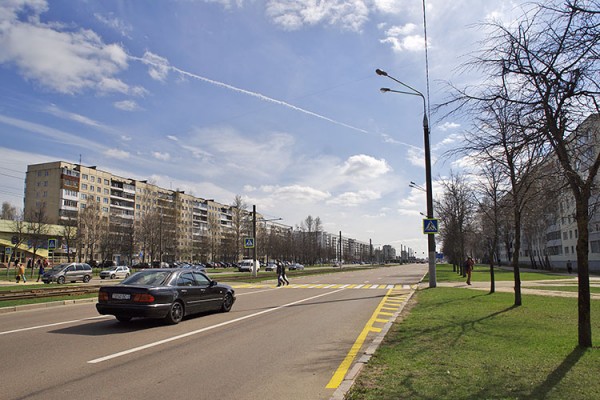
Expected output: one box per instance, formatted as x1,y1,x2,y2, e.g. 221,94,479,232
51,264,69,272
122,271,171,286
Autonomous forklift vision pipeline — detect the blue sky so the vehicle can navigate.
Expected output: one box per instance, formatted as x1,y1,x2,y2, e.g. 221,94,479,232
0,0,524,256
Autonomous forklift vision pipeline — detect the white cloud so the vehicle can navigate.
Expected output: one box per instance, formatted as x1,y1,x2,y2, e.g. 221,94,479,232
45,105,101,127
94,13,133,38
327,190,381,206
265,0,370,32
167,135,179,141
339,154,391,178
104,148,130,159
260,184,331,203
141,51,170,81
114,100,141,111
438,122,460,131
0,1,135,95
380,23,427,53
152,151,171,161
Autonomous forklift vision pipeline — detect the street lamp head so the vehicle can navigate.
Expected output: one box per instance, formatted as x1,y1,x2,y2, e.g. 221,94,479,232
380,88,391,93
375,68,388,76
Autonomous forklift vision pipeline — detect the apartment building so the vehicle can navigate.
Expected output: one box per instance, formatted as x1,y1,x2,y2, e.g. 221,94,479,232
24,161,242,264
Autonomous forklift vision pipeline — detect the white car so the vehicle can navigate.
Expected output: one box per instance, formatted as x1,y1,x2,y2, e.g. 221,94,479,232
238,260,260,272
99,265,131,279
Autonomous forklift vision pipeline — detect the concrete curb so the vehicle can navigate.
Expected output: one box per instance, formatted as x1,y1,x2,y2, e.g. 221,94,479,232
329,287,418,400
0,297,97,314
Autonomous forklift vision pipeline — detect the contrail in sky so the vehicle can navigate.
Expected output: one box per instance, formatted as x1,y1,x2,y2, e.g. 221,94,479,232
131,52,420,151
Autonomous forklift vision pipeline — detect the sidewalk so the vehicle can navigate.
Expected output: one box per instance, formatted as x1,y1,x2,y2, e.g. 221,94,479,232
435,276,600,300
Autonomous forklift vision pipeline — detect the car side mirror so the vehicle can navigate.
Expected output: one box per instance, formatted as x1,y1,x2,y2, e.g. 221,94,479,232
210,280,217,287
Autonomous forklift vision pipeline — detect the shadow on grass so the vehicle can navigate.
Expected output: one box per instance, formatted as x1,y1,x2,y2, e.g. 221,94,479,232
524,346,586,400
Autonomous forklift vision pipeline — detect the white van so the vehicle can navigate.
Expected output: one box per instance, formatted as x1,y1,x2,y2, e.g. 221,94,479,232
238,259,259,272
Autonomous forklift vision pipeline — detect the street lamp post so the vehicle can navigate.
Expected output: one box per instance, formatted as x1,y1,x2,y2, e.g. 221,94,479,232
376,68,437,288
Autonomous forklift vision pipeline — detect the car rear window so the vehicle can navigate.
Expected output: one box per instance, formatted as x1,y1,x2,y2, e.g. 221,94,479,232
123,271,171,286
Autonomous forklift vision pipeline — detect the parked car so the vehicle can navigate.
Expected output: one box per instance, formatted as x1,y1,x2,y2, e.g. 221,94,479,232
99,265,131,280
96,269,236,324
265,263,277,272
238,259,259,272
42,262,93,284
288,263,305,270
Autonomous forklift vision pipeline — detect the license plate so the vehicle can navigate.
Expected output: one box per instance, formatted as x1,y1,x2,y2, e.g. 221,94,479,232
112,293,131,300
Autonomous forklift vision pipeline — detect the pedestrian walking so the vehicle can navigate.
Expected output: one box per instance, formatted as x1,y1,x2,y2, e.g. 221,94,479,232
276,260,289,287
36,259,45,282
567,260,573,274
465,256,474,285
16,261,26,283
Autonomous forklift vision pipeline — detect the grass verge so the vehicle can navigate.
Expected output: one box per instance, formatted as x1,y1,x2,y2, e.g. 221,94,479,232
346,288,600,400
427,263,571,283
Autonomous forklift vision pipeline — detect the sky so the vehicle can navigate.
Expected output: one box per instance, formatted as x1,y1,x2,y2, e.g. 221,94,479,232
0,0,526,257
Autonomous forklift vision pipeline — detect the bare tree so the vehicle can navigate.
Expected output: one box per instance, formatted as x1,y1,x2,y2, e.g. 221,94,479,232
7,211,25,278
60,217,78,262
443,0,600,346
25,205,50,278
1,202,17,220
436,172,477,278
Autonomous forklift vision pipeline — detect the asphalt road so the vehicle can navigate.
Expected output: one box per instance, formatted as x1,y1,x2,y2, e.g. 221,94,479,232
0,264,427,400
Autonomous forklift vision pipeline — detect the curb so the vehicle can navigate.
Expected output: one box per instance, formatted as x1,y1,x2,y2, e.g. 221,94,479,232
0,297,97,314
329,287,418,400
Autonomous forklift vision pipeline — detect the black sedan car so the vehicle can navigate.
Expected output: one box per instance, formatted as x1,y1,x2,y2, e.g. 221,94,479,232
96,269,235,324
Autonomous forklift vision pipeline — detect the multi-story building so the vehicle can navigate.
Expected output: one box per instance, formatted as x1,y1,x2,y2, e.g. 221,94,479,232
496,114,600,272
23,161,246,264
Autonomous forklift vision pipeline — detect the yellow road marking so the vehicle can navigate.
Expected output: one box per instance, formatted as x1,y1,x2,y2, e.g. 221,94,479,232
326,288,394,389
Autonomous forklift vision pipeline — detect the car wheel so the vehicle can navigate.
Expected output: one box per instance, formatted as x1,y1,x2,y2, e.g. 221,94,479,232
116,315,132,323
110,274,115,279
221,293,234,313
165,301,184,325
57,276,65,284
83,275,91,283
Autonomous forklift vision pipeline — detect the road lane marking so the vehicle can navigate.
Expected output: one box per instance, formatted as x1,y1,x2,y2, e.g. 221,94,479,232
88,288,346,364
0,316,111,336
326,288,395,389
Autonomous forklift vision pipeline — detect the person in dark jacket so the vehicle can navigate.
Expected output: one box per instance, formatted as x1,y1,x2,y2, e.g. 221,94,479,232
276,260,289,287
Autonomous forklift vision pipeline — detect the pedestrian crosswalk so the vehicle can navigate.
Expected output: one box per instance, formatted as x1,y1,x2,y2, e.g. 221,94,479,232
230,283,417,290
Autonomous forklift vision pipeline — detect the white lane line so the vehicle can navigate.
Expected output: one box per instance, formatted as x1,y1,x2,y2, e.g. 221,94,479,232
88,288,346,364
0,315,111,336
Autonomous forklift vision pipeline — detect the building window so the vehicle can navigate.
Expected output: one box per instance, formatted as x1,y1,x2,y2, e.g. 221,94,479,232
563,232,568,240
81,193,87,200
96,196,100,202
91,176,95,183
90,185,95,192
591,241,600,253
104,188,109,194
97,187,101,193
104,179,109,185
569,231,573,239
82,183,88,190
565,247,569,254
82,174,88,180
103,198,109,204
102,207,109,212
81,203,86,209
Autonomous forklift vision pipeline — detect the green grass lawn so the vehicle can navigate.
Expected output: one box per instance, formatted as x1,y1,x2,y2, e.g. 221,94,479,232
428,263,570,283
346,288,600,400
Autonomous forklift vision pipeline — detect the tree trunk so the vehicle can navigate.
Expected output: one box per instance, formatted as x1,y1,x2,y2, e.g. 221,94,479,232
575,198,592,347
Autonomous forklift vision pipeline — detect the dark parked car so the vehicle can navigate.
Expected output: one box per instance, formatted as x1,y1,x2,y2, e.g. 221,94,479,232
96,269,236,324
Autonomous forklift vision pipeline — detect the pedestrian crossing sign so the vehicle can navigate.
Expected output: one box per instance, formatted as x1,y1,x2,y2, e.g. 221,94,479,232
244,237,255,248
423,218,439,234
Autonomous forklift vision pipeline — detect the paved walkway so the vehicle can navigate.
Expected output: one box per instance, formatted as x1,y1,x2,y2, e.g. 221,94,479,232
434,276,600,300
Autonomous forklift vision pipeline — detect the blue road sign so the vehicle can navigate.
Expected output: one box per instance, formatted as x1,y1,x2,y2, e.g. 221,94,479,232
423,218,439,234
48,238,57,249
244,237,255,249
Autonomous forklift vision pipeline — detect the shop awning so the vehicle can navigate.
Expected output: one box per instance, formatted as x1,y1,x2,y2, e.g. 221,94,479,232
0,239,49,259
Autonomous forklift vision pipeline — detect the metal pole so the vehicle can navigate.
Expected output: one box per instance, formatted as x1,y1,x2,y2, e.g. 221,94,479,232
252,205,257,277
423,113,437,287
